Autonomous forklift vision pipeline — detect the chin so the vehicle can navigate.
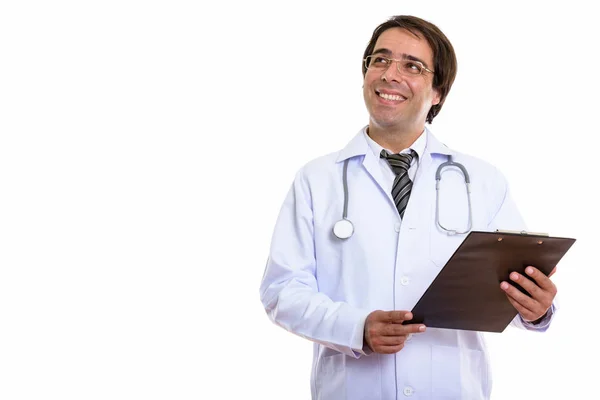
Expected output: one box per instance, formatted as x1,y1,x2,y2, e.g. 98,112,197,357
370,115,404,129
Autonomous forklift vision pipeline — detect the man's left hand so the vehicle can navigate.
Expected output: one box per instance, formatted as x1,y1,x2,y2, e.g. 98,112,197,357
500,266,557,322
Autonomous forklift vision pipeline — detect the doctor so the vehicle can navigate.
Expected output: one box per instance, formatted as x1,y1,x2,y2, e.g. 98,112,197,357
259,15,557,399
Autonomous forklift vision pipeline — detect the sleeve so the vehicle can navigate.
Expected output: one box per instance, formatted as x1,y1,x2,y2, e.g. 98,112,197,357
510,303,557,332
259,168,371,358
485,168,558,332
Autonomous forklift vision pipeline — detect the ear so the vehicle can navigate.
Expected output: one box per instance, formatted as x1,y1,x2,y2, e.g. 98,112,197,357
431,88,441,106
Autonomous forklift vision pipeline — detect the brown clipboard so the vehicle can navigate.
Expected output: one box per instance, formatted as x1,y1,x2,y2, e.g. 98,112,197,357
405,230,576,333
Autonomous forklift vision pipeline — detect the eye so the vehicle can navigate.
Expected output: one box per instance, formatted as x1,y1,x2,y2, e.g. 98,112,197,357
403,61,423,74
372,56,390,66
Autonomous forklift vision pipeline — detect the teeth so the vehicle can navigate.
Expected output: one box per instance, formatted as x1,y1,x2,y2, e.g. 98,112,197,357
378,92,405,101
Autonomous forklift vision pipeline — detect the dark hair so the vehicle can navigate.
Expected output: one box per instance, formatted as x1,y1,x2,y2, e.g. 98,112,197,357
362,15,457,123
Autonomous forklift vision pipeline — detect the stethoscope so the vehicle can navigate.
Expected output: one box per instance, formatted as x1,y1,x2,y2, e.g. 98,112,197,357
332,155,473,239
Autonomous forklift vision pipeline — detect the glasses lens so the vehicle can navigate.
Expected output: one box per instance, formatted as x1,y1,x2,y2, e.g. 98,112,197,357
366,56,388,69
365,57,429,75
401,61,423,75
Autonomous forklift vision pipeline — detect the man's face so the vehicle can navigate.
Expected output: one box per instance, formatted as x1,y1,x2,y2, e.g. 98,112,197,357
363,27,441,132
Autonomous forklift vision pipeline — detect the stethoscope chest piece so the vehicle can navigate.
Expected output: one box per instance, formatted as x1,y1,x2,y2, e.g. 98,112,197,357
333,219,354,239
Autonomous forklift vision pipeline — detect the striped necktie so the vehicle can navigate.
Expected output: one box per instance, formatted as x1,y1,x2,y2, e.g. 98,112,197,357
380,150,415,219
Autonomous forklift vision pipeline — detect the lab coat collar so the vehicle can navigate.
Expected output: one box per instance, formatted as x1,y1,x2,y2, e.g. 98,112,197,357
335,126,370,163
424,126,453,157
336,125,452,163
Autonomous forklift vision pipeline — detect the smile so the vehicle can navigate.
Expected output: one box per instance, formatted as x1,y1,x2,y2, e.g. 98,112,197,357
377,91,406,102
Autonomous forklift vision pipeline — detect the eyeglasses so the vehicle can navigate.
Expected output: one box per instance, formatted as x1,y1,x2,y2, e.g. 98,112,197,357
364,55,434,76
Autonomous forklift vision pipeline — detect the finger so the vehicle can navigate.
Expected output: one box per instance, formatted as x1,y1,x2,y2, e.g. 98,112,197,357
377,343,405,354
524,266,557,293
501,281,551,320
505,294,539,322
405,323,426,334
500,281,538,312
383,310,412,323
382,322,426,336
370,335,406,347
508,271,544,300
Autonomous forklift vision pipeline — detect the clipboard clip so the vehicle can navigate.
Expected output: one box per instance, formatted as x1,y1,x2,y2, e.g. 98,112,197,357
495,229,549,237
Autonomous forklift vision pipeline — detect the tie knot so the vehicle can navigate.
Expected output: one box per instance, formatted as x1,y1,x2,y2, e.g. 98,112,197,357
380,150,414,175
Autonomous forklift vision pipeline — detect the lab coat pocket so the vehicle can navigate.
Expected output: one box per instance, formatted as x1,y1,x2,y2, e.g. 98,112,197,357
315,352,346,399
431,346,491,400
431,345,489,399
317,348,345,373
429,227,465,269
315,349,382,400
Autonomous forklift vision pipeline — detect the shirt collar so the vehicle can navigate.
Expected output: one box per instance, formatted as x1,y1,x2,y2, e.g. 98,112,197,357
336,125,452,163
363,126,427,162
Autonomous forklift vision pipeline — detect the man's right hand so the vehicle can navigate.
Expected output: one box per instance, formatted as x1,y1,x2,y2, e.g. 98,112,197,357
363,310,426,354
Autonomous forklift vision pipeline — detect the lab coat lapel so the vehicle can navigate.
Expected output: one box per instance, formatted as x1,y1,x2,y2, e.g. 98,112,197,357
362,147,390,200
402,129,451,224
417,129,453,183
336,130,391,201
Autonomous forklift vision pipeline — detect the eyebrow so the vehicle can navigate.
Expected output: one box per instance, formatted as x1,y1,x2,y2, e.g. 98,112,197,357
371,48,431,69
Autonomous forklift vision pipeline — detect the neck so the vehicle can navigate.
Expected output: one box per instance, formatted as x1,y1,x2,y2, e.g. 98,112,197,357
367,125,424,154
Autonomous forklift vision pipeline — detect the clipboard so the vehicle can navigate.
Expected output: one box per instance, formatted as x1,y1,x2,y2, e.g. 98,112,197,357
405,230,576,333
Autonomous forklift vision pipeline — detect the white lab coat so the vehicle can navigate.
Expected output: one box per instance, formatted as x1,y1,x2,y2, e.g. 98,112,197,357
259,127,553,400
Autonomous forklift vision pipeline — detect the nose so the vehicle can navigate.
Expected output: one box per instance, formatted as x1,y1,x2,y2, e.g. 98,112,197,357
380,60,403,82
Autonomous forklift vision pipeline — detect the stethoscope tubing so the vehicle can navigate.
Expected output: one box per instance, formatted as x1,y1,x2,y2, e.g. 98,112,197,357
334,154,473,239
435,155,473,235
342,156,349,220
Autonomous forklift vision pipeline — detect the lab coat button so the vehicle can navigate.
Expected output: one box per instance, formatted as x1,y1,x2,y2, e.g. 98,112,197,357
394,222,401,232
403,386,414,396
400,276,410,286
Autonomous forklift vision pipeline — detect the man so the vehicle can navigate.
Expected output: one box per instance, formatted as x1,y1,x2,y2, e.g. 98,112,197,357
259,15,556,399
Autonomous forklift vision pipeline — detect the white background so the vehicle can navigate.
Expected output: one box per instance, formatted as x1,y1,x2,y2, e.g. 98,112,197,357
0,1,597,399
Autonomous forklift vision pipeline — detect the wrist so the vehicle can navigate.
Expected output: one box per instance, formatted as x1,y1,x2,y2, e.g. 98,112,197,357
526,309,549,325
